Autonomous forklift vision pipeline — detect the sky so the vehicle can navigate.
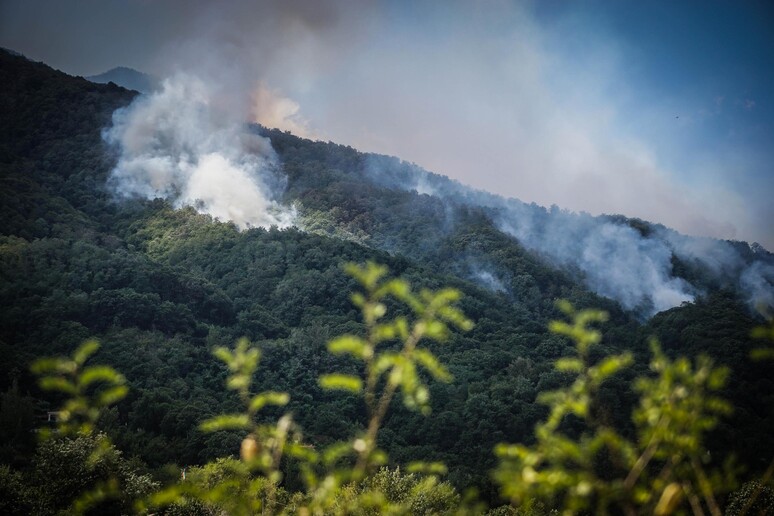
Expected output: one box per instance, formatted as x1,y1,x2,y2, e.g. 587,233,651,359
1,0,772,249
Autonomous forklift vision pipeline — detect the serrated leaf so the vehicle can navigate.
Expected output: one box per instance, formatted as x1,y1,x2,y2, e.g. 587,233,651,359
212,346,233,365
97,385,128,406
328,335,368,359
407,461,448,475
227,375,250,391
374,352,400,374
414,349,452,382
73,340,100,365
39,377,77,394
249,391,290,412
31,358,75,375
319,374,362,393
79,366,125,389
596,354,632,378
555,358,583,373
200,414,251,432
423,320,449,341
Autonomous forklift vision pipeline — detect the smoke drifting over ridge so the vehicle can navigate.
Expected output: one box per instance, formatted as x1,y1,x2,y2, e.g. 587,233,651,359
104,74,295,229
365,155,774,317
1,0,772,248
94,1,370,229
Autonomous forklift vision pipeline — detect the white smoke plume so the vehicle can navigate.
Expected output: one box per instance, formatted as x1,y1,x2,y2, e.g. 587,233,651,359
660,228,774,313
496,205,695,315
471,267,507,294
365,155,774,317
251,82,315,139
104,73,295,229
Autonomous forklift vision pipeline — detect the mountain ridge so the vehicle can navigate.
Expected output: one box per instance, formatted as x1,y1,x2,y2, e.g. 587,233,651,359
86,65,158,93
1,47,772,495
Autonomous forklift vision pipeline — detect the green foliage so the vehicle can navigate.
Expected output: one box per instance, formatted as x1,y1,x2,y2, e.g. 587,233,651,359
494,302,634,514
146,338,296,514
23,341,156,515
725,480,774,516
32,433,157,515
30,340,127,438
329,467,461,515
0,464,34,515
144,262,472,515
295,262,472,513
3,48,774,515
751,316,774,360
494,302,735,516
0,378,36,465
18,265,774,515
330,262,472,465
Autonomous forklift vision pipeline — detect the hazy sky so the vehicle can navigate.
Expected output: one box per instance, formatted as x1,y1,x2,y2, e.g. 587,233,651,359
2,0,772,248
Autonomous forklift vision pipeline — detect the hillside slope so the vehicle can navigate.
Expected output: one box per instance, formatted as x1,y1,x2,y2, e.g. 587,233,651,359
1,49,771,495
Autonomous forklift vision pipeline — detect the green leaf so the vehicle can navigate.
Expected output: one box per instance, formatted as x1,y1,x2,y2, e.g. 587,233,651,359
200,414,251,432
555,299,575,315
227,375,250,391
97,385,128,406
423,320,449,341
351,292,366,308
73,340,100,365
39,377,77,394
249,391,290,412
78,366,125,389
751,347,774,361
328,335,369,359
372,323,397,343
555,357,583,373
31,358,75,375
319,374,362,393
322,441,354,465
414,349,452,382
595,353,633,379
212,346,233,365
407,461,448,475
374,352,401,374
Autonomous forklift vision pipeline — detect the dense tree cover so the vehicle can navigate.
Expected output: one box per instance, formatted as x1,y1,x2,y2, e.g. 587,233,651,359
15,282,774,515
1,48,773,509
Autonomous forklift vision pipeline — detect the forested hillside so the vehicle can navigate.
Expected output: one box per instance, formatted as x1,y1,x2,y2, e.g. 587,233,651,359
1,48,772,508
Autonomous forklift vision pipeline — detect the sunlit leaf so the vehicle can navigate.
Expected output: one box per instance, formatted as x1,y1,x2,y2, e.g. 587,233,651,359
79,366,125,389
249,391,290,412
200,414,251,432
414,349,452,382
73,340,100,365
39,376,77,394
97,385,128,406
328,335,369,359
319,374,362,393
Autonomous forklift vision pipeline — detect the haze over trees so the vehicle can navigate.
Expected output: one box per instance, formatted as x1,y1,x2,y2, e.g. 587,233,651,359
1,48,773,513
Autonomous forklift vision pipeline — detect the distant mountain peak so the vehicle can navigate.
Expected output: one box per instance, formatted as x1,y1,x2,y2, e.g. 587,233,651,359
86,66,158,93
1,47,25,58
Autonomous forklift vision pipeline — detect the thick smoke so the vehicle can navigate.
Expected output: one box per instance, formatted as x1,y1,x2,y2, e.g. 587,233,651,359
104,74,295,229
365,155,774,317
660,229,774,313
496,205,695,314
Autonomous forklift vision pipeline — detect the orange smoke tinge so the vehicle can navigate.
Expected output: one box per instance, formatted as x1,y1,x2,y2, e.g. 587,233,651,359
251,81,316,139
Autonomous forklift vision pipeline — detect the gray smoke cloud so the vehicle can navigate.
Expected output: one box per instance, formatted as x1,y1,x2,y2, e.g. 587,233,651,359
104,73,295,229
496,205,695,314
91,0,370,229
659,229,774,313
365,155,774,317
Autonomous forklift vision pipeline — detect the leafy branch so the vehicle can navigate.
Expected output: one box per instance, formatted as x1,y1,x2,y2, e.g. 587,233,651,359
494,301,733,516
